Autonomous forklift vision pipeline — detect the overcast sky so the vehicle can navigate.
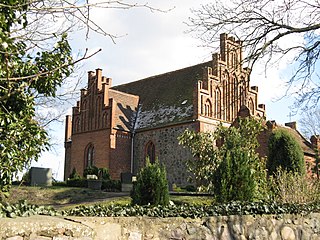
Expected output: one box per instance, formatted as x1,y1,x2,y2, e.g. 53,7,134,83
31,0,296,180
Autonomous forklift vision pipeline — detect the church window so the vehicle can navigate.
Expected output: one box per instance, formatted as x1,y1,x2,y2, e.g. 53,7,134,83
215,88,222,119
240,85,246,106
223,77,230,121
230,77,234,120
103,112,108,128
82,100,87,131
75,118,80,133
248,98,255,114
96,97,101,129
145,141,156,164
85,144,95,168
204,99,212,117
200,95,204,115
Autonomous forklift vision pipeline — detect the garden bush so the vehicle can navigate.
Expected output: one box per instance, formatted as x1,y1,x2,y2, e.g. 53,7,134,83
83,166,110,180
267,128,305,175
131,159,169,206
268,168,320,203
69,168,81,180
102,179,121,192
83,166,99,178
66,178,87,188
179,117,267,202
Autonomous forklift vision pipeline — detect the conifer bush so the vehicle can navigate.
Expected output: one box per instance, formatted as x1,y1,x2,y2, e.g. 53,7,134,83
131,159,169,206
267,129,305,175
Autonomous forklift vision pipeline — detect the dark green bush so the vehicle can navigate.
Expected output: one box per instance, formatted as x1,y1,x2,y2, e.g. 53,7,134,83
267,129,305,175
99,168,110,181
66,178,87,188
131,159,169,206
185,185,197,192
52,181,67,187
102,179,121,192
69,168,81,180
83,166,110,180
83,166,99,178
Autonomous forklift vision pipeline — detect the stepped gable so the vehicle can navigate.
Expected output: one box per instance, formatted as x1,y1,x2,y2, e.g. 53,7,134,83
112,62,211,130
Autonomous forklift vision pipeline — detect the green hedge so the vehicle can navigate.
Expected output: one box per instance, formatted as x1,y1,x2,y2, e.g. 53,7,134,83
2,200,320,218
65,201,320,218
66,178,121,192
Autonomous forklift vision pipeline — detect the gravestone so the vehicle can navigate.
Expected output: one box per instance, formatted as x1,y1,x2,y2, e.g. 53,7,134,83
30,167,52,186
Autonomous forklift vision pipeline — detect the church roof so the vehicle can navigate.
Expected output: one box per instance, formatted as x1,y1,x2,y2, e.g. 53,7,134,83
282,126,315,156
112,61,210,130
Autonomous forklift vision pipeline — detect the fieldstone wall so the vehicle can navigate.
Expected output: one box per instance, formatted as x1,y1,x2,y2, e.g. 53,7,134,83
1,213,320,240
134,123,198,187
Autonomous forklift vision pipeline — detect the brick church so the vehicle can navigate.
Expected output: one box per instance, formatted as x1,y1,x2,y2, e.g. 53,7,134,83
64,33,316,184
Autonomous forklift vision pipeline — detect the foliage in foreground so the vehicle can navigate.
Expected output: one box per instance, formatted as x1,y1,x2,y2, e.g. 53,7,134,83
3,200,320,219
0,1,73,193
178,117,265,202
131,159,169,206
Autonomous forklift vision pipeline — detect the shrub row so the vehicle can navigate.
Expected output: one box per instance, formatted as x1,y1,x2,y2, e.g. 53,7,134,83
66,179,121,191
2,200,320,218
64,201,320,218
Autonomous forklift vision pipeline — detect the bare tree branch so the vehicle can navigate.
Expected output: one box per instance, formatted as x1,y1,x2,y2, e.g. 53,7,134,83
188,0,320,109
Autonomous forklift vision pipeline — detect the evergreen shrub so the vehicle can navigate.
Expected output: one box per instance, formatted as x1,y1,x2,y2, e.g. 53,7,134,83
102,179,121,192
267,129,305,175
131,159,169,206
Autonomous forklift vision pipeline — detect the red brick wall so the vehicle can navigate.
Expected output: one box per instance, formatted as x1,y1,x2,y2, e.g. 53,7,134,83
68,129,111,178
109,130,132,179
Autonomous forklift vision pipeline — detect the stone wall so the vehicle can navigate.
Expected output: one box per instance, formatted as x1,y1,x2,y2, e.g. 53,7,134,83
1,214,320,240
133,122,199,187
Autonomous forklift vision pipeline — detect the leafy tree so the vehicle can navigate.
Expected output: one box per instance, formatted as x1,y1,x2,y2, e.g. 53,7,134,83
188,0,320,108
0,0,159,194
179,117,266,202
267,128,305,175
131,159,169,206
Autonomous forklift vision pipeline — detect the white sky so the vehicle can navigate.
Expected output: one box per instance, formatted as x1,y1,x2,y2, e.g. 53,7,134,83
31,0,297,180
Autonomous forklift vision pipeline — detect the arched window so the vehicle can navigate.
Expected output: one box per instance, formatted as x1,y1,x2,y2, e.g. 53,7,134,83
248,98,254,114
96,97,101,129
145,141,156,164
215,87,222,119
223,75,229,121
204,99,212,117
103,112,108,128
234,76,239,117
82,100,87,131
240,85,246,107
85,144,95,168
75,118,80,133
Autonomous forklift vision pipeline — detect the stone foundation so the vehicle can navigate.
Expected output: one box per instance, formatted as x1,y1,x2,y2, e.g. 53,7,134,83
1,213,320,239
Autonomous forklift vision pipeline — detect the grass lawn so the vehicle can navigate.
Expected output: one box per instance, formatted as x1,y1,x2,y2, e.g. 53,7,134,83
7,186,130,209
6,185,215,210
